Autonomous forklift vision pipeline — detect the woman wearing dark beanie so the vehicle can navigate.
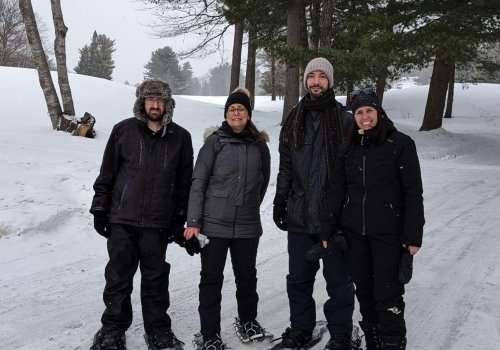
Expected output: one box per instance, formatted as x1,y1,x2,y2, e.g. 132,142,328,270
321,88,424,350
184,88,271,350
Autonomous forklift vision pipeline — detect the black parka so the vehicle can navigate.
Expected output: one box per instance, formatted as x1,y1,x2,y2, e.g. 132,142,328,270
90,118,193,228
321,121,425,247
186,127,270,238
275,97,352,234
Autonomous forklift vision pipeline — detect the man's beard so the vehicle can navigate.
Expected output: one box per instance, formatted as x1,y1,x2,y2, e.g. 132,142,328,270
309,85,327,99
147,109,164,122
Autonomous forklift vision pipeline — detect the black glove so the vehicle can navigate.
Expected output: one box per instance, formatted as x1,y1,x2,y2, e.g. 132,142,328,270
93,211,110,238
168,216,186,245
184,236,201,256
273,205,287,231
398,249,413,284
305,229,348,261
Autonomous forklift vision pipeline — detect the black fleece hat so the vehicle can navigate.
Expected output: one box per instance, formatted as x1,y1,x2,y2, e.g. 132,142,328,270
224,88,252,119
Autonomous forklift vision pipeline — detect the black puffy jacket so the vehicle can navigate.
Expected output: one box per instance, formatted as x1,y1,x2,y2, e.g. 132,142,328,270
90,118,193,228
321,121,425,247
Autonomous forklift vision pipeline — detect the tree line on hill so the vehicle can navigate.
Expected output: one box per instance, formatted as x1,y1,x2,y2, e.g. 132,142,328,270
143,0,500,130
2,0,499,133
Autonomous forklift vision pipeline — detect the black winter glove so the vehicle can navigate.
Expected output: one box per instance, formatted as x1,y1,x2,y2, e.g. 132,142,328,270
93,211,110,238
305,229,348,261
398,248,413,284
184,236,201,256
273,205,287,231
168,216,187,245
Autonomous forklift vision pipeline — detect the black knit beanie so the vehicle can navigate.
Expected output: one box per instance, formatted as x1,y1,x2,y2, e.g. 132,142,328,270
351,91,380,114
224,88,252,119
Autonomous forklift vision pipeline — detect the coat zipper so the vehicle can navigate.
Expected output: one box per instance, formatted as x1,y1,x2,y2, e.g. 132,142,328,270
141,137,154,226
362,152,367,235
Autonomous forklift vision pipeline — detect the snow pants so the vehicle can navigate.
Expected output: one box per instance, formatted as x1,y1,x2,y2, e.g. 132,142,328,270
287,232,354,335
344,232,406,337
198,236,260,338
101,224,171,335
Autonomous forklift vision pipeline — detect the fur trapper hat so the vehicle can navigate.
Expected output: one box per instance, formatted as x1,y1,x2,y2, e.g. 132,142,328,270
224,87,252,119
133,79,175,126
303,57,334,92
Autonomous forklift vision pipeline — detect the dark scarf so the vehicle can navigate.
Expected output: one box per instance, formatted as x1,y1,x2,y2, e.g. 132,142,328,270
220,121,252,139
282,89,340,180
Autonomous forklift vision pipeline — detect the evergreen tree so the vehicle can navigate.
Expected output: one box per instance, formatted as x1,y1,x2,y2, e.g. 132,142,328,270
207,62,232,96
179,61,193,94
144,46,192,94
74,31,115,80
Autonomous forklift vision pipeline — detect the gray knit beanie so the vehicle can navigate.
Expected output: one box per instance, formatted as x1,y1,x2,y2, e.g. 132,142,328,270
303,57,334,92
133,79,176,127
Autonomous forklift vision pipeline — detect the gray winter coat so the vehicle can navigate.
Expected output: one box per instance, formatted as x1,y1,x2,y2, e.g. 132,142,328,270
187,126,270,238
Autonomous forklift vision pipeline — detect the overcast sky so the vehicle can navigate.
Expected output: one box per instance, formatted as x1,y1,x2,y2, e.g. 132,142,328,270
31,0,234,85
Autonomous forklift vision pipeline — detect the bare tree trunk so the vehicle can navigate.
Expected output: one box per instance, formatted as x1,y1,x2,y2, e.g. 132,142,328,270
229,21,244,93
19,0,62,130
50,0,75,116
420,53,452,131
271,54,276,101
319,0,335,48
245,24,256,109
282,0,304,125
346,81,354,110
444,60,455,118
309,2,320,50
376,67,388,105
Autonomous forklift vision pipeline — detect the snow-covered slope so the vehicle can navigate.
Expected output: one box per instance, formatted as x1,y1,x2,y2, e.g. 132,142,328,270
1,67,499,349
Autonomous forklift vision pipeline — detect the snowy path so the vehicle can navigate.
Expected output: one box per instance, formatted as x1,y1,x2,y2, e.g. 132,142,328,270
1,160,499,349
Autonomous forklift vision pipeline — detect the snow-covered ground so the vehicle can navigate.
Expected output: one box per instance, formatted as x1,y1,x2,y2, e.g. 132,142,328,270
0,67,499,350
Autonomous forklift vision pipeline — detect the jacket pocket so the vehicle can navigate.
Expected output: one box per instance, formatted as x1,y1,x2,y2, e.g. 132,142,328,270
204,188,229,219
286,190,306,228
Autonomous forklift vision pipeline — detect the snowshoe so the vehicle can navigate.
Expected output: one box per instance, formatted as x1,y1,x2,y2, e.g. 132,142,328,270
233,317,274,343
144,330,184,350
89,328,126,350
268,320,328,350
192,332,231,350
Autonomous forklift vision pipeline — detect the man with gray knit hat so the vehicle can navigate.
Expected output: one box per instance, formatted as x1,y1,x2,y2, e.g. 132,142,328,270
89,79,194,350
273,58,359,350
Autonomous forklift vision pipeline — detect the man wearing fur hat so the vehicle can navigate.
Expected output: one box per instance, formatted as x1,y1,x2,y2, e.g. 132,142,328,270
89,79,194,350
273,58,358,350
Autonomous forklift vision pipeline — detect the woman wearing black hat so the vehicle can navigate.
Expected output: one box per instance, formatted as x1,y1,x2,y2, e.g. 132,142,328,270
184,88,271,350
320,88,424,350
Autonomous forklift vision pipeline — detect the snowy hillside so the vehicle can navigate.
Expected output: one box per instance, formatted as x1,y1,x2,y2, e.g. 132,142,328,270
0,67,499,350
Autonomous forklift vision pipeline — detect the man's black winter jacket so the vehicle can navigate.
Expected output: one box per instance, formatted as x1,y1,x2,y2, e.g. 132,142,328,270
275,98,352,234
90,118,193,228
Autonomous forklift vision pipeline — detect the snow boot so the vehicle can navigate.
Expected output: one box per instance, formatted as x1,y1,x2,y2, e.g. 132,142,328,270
144,329,184,350
323,333,351,349
281,327,313,349
89,328,126,350
359,321,382,350
380,335,406,350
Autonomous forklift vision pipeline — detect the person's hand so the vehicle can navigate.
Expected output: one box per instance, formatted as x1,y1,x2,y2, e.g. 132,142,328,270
93,211,110,238
184,227,200,240
273,205,287,231
403,244,420,255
